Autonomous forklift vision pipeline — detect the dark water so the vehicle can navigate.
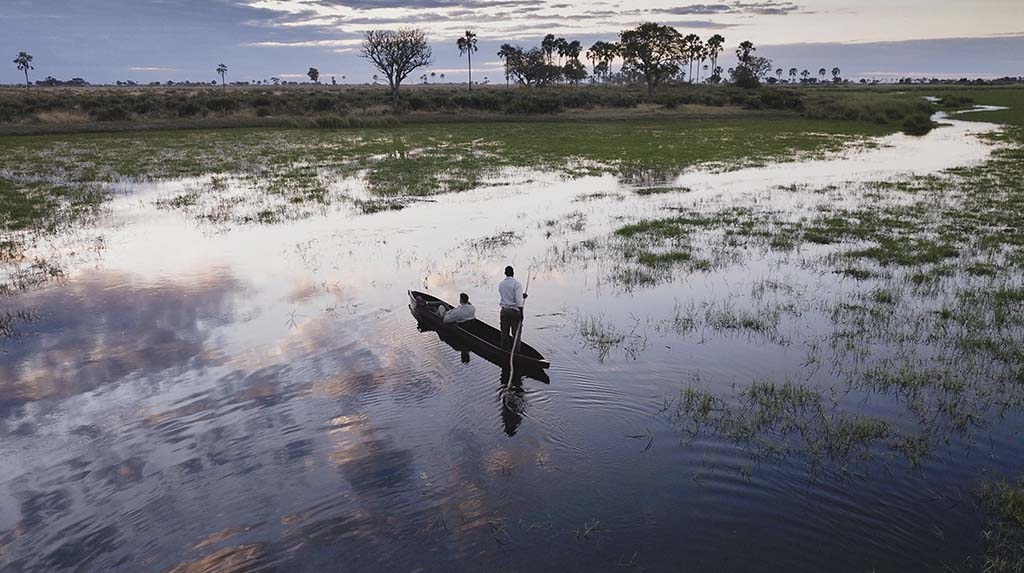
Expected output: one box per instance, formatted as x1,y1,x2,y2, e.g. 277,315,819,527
1,116,1022,572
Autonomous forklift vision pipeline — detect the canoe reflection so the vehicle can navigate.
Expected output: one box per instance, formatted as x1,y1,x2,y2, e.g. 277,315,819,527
411,310,549,437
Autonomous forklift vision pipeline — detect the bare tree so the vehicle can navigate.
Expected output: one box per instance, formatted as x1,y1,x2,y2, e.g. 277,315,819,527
361,28,433,98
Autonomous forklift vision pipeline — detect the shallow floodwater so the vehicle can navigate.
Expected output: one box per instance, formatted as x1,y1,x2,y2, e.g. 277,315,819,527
1,113,1022,572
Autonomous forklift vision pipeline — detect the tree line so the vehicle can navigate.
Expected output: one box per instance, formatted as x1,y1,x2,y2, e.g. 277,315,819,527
11,31,821,95
10,23,857,93
360,24,782,96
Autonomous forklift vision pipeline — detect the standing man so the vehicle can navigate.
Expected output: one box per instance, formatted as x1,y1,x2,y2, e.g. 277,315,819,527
499,266,527,350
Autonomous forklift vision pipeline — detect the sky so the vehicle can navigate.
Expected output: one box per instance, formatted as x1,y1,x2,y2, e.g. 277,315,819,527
1,0,1022,84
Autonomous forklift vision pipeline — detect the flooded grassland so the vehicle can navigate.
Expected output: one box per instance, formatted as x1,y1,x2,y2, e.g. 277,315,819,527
2,91,1024,571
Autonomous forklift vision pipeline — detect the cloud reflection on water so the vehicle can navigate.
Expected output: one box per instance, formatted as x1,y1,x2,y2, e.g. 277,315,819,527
0,268,243,415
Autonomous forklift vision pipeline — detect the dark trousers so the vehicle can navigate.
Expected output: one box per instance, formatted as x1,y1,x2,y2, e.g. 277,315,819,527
500,308,523,351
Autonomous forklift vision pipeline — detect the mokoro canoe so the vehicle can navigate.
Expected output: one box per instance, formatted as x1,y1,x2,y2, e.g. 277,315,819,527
408,290,551,372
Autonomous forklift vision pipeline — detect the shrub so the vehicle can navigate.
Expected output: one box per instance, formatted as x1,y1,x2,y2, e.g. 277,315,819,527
203,96,239,113
307,96,338,113
312,115,349,128
505,93,563,114
0,102,23,122
940,94,975,108
175,101,204,117
130,97,158,115
91,105,131,122
769,93,798,110
902,113,935,136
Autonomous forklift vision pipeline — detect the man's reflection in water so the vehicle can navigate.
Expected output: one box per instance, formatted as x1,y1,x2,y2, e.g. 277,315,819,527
411,313,540,437
500,368,525,437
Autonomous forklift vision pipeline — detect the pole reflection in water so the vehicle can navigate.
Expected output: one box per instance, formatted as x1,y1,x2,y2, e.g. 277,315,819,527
499,369,526,437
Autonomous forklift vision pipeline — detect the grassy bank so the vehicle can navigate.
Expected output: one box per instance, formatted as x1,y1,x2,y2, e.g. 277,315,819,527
0,84,964,136
0,115,891,233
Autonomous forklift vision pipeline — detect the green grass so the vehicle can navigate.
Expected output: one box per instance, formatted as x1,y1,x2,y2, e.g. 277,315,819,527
574,313,646,360
0,118,890,184
669,380,921,474
0,178,104,232
932,86,1024,126
634,186,691,196
978,479,1024,572
10,84,1005,233
637,250,693,268
0,116,893,229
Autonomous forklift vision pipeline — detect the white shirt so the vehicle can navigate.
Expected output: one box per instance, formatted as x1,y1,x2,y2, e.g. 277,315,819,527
443,303,476,323
499,277,524,309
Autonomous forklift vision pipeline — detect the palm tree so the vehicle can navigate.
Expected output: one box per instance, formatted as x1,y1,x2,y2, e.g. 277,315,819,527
307,67,319,83
541,34,558,64
801,69,810,82
681,34,700,84
818,67,826,82
736,41,755,64
497,43,516,88
831,67,841,82
692,38,705,83
372,74,379,85
586,41,619,84
216,63,228,87
554,37,569,67
775,68,783,81
440,73,445,83
430,71,436,84
456,30,478,92
706,34,725,81
789,67,798,82
13,52,34,88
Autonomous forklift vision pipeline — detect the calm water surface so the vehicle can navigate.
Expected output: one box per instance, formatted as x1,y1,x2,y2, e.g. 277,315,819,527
1,113,1022,572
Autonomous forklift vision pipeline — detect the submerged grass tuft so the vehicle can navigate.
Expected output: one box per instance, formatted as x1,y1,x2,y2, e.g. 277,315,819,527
978,479,1024,573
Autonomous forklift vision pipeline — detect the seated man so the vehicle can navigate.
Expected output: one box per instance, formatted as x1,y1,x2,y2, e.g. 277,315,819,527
443,293,476,324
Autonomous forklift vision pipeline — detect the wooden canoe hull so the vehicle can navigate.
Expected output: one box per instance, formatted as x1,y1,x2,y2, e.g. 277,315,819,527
408,290,551,373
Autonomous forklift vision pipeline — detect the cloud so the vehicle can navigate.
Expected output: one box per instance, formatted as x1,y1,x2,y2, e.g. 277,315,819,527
307,0,535,8
733,1,803,15
657,4,733,15
0,268,243,413
653,1,803,17
128,66,180,72
662,19,735,29
249,39,363,48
